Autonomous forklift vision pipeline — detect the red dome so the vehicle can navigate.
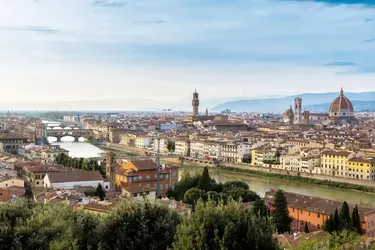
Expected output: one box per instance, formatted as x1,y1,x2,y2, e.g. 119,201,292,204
329,88,354,115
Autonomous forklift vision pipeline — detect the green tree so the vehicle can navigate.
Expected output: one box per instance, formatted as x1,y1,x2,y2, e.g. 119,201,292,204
167,140,176,153
339,201,352,230
172,199,279,250
324,213,335,233
223,181,249,190
167,173,200,201
272,189,292,234
98,199,180,250
82,159,89,170
252,199,269,218
197,167,211,191
351,205,361,234
304,222,309,233
333,208,340,231
183,187,206,208
24,182,34,201
96,183,106,201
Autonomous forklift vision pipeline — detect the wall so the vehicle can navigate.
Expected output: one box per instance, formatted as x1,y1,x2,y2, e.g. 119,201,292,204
44,177,105,189
0,178,24,188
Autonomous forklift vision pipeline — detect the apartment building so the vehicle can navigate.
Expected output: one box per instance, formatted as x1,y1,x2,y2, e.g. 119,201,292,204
348,157,375,181
135,135,150,149
203,141,221,160
175,139,190,156
320,150,352,177
221,142,238,163
190,140,205,159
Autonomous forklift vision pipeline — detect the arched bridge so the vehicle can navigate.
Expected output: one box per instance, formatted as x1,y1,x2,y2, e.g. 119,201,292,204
46,129,93,142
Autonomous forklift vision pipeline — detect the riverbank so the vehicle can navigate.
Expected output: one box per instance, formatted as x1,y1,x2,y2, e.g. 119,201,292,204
88,139,138,156
182,160,375,195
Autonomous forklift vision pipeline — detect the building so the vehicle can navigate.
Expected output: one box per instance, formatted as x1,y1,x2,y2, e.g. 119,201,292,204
175,139,190,156
294,97,302,124
282,106,294,125
329,88,355,125
22,163,65,188
0,135,28,154
44,171,109,190
115,160,178,197
135,135,150,149
320,150,352,177
0,177,24,188
348,157,375,181
121,186,156,200
265,190,373,233
190,140,205,159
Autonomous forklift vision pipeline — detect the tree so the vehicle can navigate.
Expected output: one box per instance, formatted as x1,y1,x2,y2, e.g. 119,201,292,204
167,140,175,153
96,183,106,201
223,181,249,190
24,182,34,201
304,222,309,233
183,187,206,208
272,189,292,234
167,173,200,201
98,199,181,250
197,167,211,191
324,213,335,233
333,208,340,231
82,159,89,170
253,199,269,218
172,199,279,250
351,205,361,234
339,201,352,230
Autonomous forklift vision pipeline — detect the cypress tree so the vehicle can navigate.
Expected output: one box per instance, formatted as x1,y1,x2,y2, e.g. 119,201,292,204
339,201,352,230
304,222,309,233
324,213,335,233
273,189,292,234
96,184,106,201
351,205,361,234
333,208,340,231
197,167,211,191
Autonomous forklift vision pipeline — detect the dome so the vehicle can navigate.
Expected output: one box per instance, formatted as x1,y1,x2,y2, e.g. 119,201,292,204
329,88,354,118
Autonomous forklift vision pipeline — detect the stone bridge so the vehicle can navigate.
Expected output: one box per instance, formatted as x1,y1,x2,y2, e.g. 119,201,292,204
46,129,93,142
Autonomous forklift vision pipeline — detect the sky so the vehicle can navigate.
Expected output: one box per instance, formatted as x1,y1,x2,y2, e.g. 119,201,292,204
0,0,375,110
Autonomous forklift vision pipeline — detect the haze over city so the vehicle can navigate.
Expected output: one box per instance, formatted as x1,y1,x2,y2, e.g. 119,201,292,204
1,0,375,110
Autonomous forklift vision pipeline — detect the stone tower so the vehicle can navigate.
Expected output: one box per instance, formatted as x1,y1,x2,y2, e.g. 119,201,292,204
294,97,302,124
192,89,199,117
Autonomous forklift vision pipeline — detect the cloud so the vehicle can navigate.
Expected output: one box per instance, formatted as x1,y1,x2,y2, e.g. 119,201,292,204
300,0,375,6
0,25,58,34
92,0,128,7
324,61,357,66
133,20,164,25
364,38,375,42
365,18,374,22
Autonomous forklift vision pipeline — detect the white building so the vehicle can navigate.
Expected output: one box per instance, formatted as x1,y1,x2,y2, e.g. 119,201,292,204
152,138,167,153
190,140,205,159
300,156,321,173
203,141,221,160
135,135,150,148
44,171,109,190
175,139,190,156
121,186,156,200
237,143,251,163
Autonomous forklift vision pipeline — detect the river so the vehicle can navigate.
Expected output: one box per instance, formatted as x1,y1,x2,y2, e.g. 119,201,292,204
179,165,375,208
48,137,104,158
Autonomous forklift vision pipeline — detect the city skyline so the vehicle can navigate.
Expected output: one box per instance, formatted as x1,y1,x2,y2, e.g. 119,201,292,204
1,0,375,109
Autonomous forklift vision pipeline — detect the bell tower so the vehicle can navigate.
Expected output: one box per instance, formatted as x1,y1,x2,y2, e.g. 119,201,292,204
294,97,302,124
192,89,199,117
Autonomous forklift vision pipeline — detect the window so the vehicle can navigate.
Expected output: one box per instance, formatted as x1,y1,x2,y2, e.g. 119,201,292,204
138,176,143,180
154,183,157,188
317,213,320,218
317,224,320,229
300,210,303,215
166,184,169,189
160,184,163,190
36,181,39,185
146,184,150,188
154,174,157,179
146,175,150,179
166,174,169,179
293,208,295,212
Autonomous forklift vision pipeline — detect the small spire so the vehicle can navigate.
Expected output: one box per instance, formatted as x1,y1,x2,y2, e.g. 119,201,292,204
340,87,344,96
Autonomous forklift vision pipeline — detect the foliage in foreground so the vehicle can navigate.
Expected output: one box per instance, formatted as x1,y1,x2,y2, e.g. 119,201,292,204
0,198,278,250
172,199,279,250
292,231,371,250
324,202,361,234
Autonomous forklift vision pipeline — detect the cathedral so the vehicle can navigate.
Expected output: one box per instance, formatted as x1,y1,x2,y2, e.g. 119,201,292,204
283,88,356,126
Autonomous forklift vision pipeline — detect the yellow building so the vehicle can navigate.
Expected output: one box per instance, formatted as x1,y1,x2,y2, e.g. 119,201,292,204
320,150,352,177
348,157,375,181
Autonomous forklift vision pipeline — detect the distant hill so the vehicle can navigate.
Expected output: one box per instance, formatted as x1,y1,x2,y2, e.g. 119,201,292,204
212,92,375,113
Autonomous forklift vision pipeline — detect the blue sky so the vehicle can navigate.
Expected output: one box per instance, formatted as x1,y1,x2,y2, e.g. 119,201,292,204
0,0,375,109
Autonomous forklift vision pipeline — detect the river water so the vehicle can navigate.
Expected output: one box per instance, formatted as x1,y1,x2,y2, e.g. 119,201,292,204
48,137,104,158
180,165,375,208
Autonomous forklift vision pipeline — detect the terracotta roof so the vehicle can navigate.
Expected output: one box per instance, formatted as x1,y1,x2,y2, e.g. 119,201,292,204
46,171,103,183
130,160,157,171
329,89,354,114
265,190,372,220
322,150,351,157
122,185,155,194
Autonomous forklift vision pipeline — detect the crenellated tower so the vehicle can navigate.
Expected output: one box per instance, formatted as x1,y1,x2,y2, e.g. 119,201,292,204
192,89,199,117
294,97,302,124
